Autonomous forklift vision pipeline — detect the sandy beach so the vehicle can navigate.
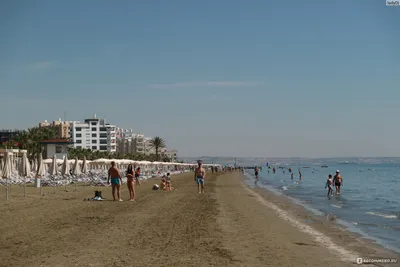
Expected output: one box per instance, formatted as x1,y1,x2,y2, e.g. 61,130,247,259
0,171,398,267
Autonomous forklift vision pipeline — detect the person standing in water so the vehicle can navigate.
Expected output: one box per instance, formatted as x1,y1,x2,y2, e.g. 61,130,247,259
254,166,259,180
194,161,206,194
107,161,123,201
325,174,334,198
126,164,135,201
291,173,294,180
333,170,343,194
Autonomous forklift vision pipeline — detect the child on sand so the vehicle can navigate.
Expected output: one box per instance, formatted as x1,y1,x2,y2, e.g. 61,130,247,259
325,174,333,198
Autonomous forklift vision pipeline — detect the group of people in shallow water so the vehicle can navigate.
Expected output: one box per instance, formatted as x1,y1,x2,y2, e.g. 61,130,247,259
253,165,344,199
325,170,343,198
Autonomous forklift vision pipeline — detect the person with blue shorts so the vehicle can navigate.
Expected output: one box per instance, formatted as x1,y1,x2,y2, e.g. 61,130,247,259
107,161,123,201
194,160,206,194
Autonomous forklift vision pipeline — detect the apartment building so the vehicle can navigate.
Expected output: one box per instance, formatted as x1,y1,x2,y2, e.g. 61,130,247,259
133,133,145,154
70,114,116,152
163,148,178,162
115,129,178,161
38,119,71,139
116,129,136,154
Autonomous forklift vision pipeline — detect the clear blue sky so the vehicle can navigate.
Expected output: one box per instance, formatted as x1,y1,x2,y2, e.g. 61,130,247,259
1,0,399,157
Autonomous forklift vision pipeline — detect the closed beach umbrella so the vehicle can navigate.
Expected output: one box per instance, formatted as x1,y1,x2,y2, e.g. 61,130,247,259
0,157,3,177
72,158,81,176
61,155,69,177
2,153,11,200
36,153,45,177
81,156,87,174
32,156,37,172
18,153,30,198
50,155,58,176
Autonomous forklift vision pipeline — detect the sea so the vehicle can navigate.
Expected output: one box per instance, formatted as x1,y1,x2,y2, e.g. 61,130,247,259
231,158,400,254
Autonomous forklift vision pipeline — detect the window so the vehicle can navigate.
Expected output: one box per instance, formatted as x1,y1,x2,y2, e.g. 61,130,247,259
92,146,97,150
92,133,97,137
91,122,97,125
76,133,82,137
76,140,82,144
100,133,107,138
92,140,97,144
76,146,81,148
76,127,81,131
55,146,62,153
100,139,107,144
100,146,107,150
91,127,96,131
100,127,107,132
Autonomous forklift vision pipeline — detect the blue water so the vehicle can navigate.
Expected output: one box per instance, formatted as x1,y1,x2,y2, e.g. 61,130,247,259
244,162,400,253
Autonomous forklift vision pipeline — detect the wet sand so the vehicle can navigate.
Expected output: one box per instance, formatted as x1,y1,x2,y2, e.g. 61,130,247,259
0,172,398,267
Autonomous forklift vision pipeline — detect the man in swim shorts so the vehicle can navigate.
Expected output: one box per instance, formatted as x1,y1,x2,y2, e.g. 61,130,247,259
194,161,206,194
333,170,343,194
107,161,123,201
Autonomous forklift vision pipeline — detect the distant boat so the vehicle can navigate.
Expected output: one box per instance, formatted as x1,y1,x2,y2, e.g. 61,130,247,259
302,166,311,168
321,164,328,168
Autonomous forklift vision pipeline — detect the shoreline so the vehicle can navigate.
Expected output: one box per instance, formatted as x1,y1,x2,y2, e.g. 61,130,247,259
239,173,399,264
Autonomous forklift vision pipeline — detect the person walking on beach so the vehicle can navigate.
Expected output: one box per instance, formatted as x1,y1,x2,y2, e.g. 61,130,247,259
126,164,136,201
254,166,259,180
107,161,123,201
333,170,343,194
325,174,334,198
194,161,206,194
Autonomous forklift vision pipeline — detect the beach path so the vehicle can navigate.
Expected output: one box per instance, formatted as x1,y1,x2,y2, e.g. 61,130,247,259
0,172,368,267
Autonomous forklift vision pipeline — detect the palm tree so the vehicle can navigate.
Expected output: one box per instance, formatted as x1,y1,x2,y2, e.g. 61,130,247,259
148,137,166,161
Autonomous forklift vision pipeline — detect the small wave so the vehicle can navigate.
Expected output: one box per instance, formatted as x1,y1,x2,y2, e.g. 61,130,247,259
366,212,398,219
331,204,342,209
282,186,288,191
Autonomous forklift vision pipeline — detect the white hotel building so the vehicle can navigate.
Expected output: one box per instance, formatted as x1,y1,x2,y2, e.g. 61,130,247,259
70,114,117,152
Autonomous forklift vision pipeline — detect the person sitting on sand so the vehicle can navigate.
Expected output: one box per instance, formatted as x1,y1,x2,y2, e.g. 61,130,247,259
160,178,167,190
194,161,206,194
107,161,123,201
165,172,171,189
126,164,136,201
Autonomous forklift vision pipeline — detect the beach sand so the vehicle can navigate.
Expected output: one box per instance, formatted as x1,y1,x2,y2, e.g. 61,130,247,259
0,172,398,267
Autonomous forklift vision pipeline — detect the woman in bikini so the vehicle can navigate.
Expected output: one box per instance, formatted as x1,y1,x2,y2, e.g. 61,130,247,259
126,164,135,201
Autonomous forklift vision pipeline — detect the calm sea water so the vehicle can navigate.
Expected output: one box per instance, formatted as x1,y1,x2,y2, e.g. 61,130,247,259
243,161,400,253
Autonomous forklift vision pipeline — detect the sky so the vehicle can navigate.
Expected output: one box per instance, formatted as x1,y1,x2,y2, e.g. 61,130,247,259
1,0,399,158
